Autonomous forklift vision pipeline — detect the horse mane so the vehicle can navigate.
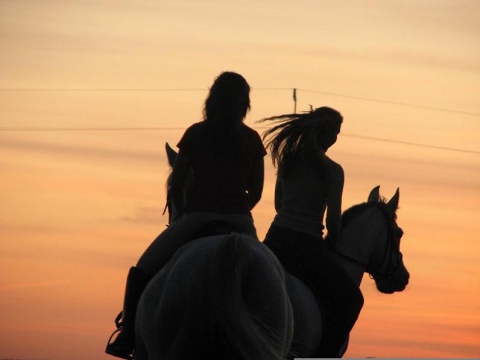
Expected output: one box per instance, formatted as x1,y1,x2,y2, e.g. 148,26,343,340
341,199,396,229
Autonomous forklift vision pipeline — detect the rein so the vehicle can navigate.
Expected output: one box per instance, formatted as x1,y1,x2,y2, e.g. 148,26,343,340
368,205,403,282
333,250,368,269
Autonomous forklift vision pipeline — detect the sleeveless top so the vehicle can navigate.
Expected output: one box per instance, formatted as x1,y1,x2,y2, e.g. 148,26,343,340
272,156,344,238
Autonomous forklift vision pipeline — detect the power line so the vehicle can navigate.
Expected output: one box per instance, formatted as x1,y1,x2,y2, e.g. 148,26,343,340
0,88,207,92
1,87,478,154
1,87,478,117
0,126,478,154
297,88,480,117
0,127,185,132
341,133,480,155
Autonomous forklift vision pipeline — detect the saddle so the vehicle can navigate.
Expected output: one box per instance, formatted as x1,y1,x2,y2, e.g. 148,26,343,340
194,220,239,238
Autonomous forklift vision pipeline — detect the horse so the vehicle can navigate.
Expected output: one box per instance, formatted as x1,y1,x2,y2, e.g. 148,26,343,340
133,143,410,359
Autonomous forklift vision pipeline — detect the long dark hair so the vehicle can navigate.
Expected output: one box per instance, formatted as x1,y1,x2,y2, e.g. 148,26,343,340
260,106,343,177
204,71,251,127
202,72,251,156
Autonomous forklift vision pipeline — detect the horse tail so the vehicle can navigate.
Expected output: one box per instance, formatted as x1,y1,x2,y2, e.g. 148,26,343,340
208,234,290,360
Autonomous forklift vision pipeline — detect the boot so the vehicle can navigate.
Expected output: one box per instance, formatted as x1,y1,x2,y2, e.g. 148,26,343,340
305,253,363,358
321,308,350,357
106,267,150,359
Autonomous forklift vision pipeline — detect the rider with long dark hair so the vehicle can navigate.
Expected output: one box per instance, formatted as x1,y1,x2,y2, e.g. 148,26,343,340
261,106,364,357
106,72,266,359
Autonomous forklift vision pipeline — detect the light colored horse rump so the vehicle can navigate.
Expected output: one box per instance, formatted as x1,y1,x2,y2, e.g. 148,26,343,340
135,234,295,360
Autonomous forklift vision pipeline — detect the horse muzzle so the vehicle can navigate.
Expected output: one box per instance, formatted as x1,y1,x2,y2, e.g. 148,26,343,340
375,264,410,294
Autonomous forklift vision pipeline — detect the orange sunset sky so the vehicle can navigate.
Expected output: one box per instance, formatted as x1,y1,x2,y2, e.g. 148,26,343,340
1,1,479,359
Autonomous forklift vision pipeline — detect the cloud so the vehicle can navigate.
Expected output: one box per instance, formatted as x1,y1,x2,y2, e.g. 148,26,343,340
119,206,166,225
0,280,72,291
0,135,165,164
296,45,480,73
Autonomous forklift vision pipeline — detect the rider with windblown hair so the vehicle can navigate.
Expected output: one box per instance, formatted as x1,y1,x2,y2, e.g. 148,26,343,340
261,106,364,358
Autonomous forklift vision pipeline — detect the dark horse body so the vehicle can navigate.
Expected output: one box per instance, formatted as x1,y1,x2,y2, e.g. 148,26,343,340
133,144,409,359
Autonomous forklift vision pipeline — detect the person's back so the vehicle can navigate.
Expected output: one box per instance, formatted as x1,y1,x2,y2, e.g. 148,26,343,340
179,121,265,215
273,157,343,239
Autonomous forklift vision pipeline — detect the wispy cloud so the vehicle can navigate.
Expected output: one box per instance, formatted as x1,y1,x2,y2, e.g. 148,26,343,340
295,45,480,73
0,280,72,291
0,136,164,164
119,206,166,225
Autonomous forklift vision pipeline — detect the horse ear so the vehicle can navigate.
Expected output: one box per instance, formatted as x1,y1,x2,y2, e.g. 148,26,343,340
165,142,178,167
368,185,381,202
386,188,400,215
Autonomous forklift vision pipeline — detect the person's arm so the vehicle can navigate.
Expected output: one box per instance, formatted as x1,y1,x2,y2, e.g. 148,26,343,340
246,157,264,210
325,163,344,240
274,176,283,212
169,150,190,221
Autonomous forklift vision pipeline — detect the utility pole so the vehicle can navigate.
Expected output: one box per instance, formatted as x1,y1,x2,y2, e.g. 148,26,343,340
293,88,297,113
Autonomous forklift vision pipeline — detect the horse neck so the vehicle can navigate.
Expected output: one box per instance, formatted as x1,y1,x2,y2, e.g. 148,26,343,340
332,206,388,286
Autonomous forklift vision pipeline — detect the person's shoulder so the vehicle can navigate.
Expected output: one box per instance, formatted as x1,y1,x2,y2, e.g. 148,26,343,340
240,123,262,140
240,123,258,134
185,121,205,132
182,121,207,138
325,155,342,168
325,156,344,176
178,121,205,148
241,124,266,154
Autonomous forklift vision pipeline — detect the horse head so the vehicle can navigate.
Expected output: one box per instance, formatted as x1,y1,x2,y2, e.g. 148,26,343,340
367,186,409,293
165,142,177,167
164,142,192,225
336,186,410,294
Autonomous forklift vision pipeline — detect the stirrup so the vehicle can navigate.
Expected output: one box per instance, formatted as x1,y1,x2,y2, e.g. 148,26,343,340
114,311,123,328
107,326,123,346
106,327,134,360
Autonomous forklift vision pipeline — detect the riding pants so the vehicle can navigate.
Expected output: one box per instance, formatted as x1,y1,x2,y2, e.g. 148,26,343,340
264,224,364,357
137,212,258,277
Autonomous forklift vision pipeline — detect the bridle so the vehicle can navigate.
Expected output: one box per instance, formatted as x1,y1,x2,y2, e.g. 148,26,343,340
335,203,404,282
367,210,404,282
